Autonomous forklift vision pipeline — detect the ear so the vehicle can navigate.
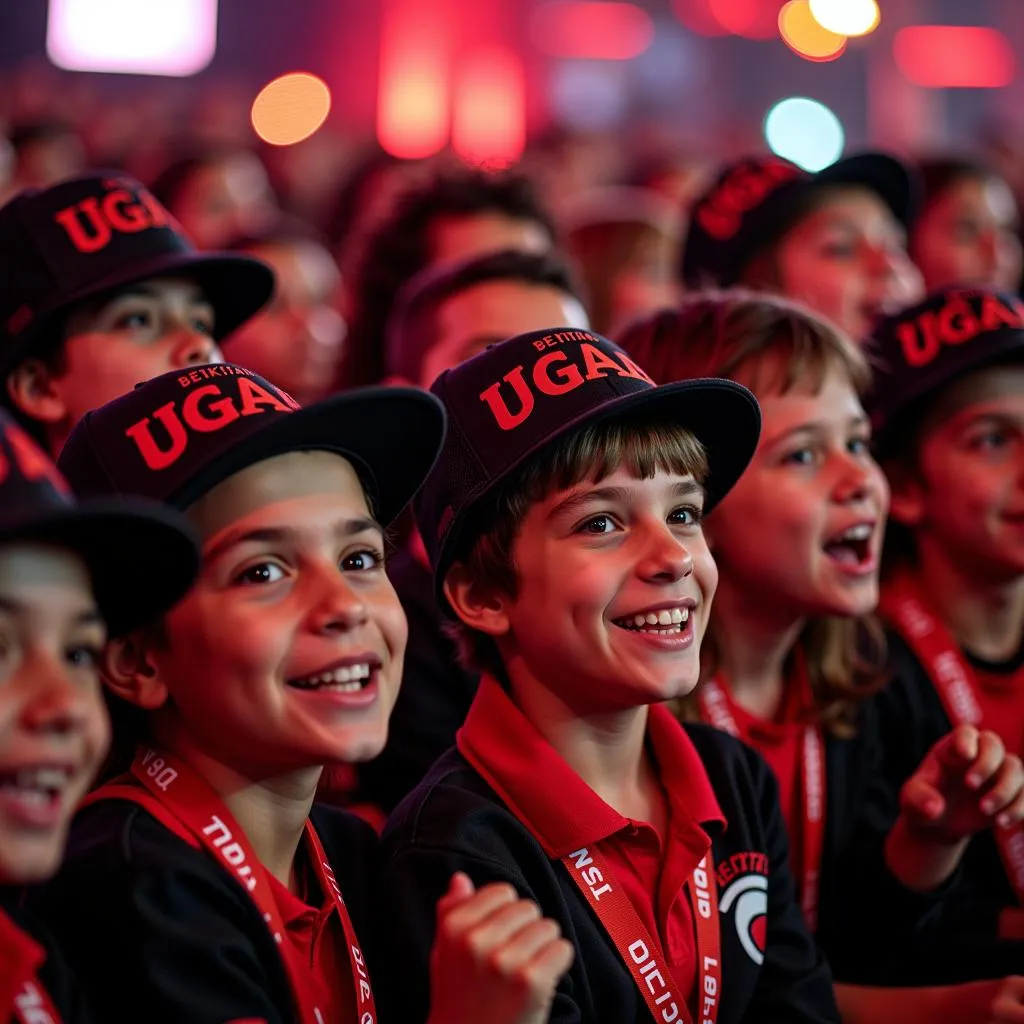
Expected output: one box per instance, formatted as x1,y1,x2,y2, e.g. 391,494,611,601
442,562,512,638
6,359,68,427
885,463,926,528
101,632,169,711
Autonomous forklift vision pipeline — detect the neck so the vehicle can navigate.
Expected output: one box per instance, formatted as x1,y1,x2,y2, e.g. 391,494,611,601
152,717,320,891
504,659,658,823
710,579,805,719
914,541,1024,661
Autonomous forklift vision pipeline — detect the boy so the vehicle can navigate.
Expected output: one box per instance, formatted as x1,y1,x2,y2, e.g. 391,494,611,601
868,286,1024,984
0,170,274,454
0,407,199,1021
377,326,850,1022
34,363,574,1023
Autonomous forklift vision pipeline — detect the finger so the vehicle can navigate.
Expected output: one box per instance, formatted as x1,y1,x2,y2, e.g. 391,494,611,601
980,756,1024,818
465,898,544,957
944,724,980,768
486,917,564,975
519,938,576,1003
997,785,1024,829
966,732,1006,790
435,872,475,920
990,995,1024,1023
440,881,519,937
900,775,946,821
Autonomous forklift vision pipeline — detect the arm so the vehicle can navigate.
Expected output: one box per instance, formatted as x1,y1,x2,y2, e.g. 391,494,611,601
836,980,1001,1024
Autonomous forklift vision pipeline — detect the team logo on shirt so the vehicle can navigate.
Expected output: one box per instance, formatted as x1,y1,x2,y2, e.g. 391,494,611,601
717,852,769,966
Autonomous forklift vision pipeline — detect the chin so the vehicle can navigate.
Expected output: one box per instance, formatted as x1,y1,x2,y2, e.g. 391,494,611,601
0,843,62,886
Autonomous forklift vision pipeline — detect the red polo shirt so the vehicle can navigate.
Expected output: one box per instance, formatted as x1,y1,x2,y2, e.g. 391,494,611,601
457,675,726,1011
699,673,815,900
967,661,1024,759
0,906,54,1023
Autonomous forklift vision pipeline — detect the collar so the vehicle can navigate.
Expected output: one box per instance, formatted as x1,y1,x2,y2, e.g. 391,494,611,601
457,675,726,858
0,905,46,1015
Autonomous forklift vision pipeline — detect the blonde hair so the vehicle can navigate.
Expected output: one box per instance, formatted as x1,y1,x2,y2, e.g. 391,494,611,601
619,290,885,737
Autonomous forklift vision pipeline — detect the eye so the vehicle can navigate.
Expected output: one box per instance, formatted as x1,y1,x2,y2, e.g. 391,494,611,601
235,562,286,586
847,436,870,456
341,548,383,572
969,429,1011,452
782,447,816,467
669,505,702,526
578,515,617,535
115,310,152,330
66,644,101,669
190,309,215,335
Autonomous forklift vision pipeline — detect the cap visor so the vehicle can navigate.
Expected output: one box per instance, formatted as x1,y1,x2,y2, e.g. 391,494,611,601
0,500,200,636
169,387,446,526
816,153,917,226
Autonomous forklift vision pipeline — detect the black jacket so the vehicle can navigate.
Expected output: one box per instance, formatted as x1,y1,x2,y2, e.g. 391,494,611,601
29,800,379,1023
376,725,841,1024
0,899,91,1024
872,630,1024,983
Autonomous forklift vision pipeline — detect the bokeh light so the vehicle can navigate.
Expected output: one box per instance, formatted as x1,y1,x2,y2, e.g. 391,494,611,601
707,0,780,39
765,96,844,171
778,0,846,62
894,26,1016,89
808,0,879,38
251,72,331,147
453,48,526,169
47,0,217,76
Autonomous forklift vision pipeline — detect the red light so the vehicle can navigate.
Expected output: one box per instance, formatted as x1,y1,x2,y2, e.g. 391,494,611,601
672,0,729,36
708,0,780,39
453,47,526,169
893,26,1015,89
376,0,450,159
531,1,654,60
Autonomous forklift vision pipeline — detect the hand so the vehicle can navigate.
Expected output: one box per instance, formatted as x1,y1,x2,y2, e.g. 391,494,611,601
427,872,575,1024
989,976,1024,1022
900,725,1024,843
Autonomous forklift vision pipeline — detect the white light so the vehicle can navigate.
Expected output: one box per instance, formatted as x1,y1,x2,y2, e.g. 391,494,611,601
764,97,844,173
808,0,879,37
47,0,217,77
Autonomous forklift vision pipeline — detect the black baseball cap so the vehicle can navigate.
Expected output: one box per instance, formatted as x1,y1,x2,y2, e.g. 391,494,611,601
866,286,1024,453
0,171,275,375
414,327,761,612
57,363,446,528
0,408,199,636
681,152,917,289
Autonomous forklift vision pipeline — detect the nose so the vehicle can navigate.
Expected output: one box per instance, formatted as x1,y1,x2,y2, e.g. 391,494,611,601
306,565,369,635
868,243,902,281
635,521,694,583
22,659,94,737
832,450,877,505
170,327,220,368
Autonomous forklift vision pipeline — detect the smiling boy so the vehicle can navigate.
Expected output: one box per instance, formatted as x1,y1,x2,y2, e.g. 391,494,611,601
376,328,842,1022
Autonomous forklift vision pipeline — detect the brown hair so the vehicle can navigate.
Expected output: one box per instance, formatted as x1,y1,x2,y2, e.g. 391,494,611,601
447,414,708,680
619,290,884,737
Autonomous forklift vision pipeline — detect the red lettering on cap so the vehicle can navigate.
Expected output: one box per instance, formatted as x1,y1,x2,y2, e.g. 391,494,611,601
182,385,242,432
0,422,70,494
237,377,299,415
534,352,583,395
479,366,535,430
101,189,152,234
581,342,635,382
695,161,801,242
55,197,112,254
54,183,175,255
896,293,1024,368
126,401,190,471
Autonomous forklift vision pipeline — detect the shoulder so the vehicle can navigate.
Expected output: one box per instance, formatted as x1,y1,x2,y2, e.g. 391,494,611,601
682,720,775,794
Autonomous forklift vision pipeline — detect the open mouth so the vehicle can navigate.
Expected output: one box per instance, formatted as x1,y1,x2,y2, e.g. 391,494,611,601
0,765,72,812
613,604,691,636
287,657,381,693
823,523,874,567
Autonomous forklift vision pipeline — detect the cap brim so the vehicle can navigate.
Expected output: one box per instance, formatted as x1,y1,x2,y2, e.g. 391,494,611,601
433,377,761,615
168,387,446,526
1,249,275,373
815,153,917,227
0,500,200,636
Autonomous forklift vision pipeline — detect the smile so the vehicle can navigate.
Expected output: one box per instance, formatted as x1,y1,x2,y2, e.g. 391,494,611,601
613,603,692,635
287,657,380,693
822,522,875,568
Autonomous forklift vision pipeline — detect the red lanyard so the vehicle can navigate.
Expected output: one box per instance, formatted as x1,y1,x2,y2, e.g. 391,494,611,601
89,745,377,1024
881,576,1024,907
11,979,62,1024
696,674,825,933
563,846,721,1024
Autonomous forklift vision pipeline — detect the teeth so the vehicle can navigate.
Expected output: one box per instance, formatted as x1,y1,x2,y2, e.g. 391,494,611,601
291,663,372,690
0,767,70,795
621,606,690,631
838,524,872,542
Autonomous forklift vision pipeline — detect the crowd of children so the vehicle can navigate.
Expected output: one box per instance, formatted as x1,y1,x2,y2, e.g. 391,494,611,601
2,144,1024,1024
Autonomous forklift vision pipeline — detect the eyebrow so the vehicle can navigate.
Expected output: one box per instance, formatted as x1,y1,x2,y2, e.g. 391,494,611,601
103,283,211,305
204,517,384,564
547,480,706,523
762,414,869,450
0,597,103,626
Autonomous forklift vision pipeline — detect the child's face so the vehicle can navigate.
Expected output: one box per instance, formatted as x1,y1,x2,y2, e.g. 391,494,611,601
146,450,408,773
0,544,109,884
223,240,345,404
892,364,1024,582
771,188,921,341
54,277,220,429
911,175,1022,294
428,213,551,268
494,465,717,711
708,364,889,624
418,280,589,389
